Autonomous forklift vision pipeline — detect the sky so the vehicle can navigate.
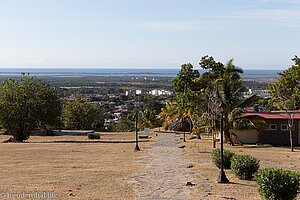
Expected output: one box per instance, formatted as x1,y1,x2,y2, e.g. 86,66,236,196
0,0,299,69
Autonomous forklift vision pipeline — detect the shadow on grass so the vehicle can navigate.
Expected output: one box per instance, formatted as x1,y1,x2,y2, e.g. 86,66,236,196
27,140,152,144
232,144,300,150
232,144,273,149
156,131,176,133
225,181,257,187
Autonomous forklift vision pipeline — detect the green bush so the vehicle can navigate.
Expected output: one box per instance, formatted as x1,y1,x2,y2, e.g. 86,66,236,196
211,148,235,169
255,168,300,200
88,133,100,139
230,155,260,180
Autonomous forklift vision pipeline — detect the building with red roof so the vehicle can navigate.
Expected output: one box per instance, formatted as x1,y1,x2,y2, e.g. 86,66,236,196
231,111,300,145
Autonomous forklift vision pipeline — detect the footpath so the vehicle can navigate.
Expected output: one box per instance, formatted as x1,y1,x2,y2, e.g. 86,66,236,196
127,133,210,200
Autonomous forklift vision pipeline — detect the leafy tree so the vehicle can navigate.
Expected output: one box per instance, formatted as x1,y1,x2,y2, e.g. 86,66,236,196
143,98,164,115
268,56,300,151
110,112,135,132
0,74,62,142
172,63,200,136
112,117,134,132
169,56,262,144
63,96,100,130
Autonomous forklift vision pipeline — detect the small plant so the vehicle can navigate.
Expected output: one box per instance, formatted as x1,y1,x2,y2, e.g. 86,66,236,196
231,154,260,180
88,133,100,139
255,168,300,200
211,148,235,169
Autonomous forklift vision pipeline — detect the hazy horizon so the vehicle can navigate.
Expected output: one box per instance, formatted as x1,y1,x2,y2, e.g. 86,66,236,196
0,66,288,70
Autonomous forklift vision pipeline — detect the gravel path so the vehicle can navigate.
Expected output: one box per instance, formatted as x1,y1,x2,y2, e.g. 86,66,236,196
127,133,209,200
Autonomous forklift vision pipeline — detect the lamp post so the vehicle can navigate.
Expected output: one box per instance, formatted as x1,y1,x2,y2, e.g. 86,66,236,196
216,102,229,183
158,116,161,132
182,117,186,142
134,109,140,151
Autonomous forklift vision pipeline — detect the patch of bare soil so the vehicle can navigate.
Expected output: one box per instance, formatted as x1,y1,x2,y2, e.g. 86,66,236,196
182,134,300,200
0,132,153,200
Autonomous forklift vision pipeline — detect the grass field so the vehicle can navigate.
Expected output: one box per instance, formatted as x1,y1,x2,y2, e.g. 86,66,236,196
181,134,300,200
0,132,153,200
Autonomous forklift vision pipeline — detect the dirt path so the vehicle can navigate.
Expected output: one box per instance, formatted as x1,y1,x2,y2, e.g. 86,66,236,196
127,133,209,200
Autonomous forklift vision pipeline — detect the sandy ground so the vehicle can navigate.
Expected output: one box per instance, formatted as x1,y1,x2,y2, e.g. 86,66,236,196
180,133,300,200
0,132,153,200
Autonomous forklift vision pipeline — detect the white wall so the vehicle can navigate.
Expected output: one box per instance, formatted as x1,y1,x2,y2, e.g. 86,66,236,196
230,129,259,144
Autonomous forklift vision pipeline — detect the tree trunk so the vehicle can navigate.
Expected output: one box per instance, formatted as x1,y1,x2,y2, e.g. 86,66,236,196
189,118,192,134
194,116,201,139
213,113,217,148
223,116,233,145
208,114,213,147
212,113,216,148
290,128,294,152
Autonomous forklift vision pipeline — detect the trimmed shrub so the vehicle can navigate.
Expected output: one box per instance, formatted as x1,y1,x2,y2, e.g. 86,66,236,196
211,148,235,169
255,168,300,200
231,155,260,180
88,133,100,139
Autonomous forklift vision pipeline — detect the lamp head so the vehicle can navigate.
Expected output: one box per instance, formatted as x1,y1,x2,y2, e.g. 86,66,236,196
220,102,226,113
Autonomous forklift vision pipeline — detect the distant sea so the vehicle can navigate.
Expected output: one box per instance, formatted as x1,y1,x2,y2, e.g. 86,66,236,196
0,68,282,77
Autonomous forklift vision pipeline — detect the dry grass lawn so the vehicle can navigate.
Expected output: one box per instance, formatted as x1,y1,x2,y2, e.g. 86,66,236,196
181,134,300,200
1,130,299,200
0,132,153,200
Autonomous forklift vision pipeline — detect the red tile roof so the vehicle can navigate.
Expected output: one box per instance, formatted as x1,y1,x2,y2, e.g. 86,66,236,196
241,110,300,120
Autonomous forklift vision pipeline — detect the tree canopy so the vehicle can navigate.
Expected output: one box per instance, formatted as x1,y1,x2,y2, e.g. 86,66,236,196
0,74,62,142
268,56,300,110
63,95,100,130
267,56,300,151
165,56,262,144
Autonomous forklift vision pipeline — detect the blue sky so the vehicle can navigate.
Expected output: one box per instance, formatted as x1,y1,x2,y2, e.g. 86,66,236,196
0,0,299,69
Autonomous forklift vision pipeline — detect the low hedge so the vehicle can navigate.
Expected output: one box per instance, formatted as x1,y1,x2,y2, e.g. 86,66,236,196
231,154,260,180
211,148,235,169
255,167,300,200
88,132,100,139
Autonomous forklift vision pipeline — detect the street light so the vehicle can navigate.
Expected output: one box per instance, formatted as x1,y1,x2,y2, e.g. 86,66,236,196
182,117,186,142
216,102,229,183
134,105,140,151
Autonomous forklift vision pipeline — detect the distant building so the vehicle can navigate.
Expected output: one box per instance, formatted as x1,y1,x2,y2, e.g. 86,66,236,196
136,89,143,95
243,89,269,99
150,89,172,96
125,90,135,96
151,89,159,96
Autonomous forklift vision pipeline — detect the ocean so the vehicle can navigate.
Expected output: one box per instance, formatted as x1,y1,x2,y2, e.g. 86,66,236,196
0,68,282,77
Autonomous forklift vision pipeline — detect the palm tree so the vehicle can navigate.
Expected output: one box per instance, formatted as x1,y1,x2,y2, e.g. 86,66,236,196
217,59,263,144
158,101,189,132
138,109,156,129
159,101,177,130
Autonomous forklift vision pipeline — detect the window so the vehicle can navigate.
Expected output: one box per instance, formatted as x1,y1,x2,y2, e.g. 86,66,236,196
269,124,277,130
281,124,289,131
